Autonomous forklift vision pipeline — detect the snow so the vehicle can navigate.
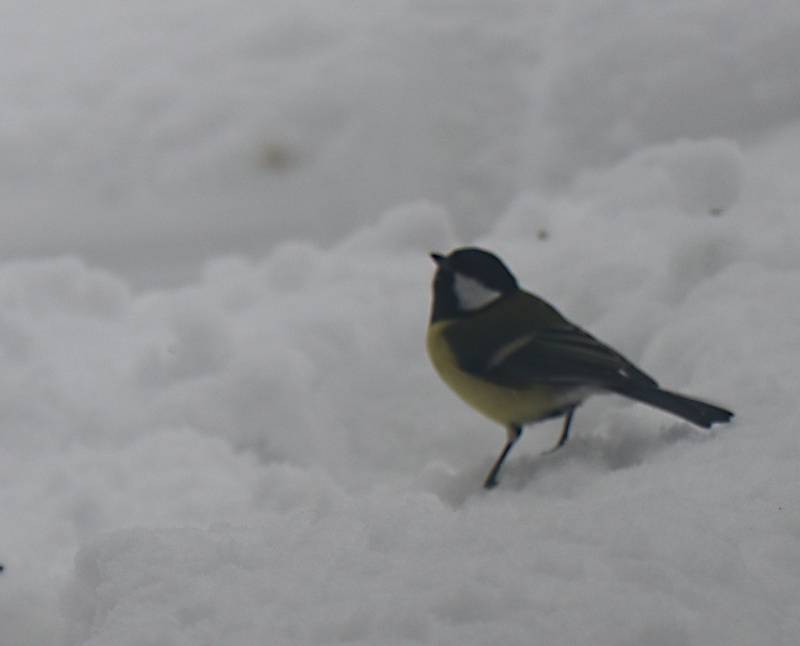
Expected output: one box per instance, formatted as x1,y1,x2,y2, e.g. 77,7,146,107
1,2,800,645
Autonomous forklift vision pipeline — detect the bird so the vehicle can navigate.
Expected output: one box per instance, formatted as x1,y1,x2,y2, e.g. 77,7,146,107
426,247,734,489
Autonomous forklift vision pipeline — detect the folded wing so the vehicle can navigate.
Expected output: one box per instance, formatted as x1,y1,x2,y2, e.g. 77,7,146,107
444,290,658,390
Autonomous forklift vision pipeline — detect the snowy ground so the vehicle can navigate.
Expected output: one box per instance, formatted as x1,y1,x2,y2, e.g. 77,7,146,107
2,2,800,645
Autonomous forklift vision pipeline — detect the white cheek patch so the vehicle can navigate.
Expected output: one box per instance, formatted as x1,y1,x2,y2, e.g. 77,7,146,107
453,272,502,311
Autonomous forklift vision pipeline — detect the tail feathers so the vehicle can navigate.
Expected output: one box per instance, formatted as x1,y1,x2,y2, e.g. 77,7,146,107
617,386,734,428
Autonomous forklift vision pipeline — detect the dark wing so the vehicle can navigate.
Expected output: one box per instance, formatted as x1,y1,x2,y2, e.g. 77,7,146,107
444,290,658,390
481,325,658,389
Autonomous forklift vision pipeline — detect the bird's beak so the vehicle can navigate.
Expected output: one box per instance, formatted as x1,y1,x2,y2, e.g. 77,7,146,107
430,252,446,266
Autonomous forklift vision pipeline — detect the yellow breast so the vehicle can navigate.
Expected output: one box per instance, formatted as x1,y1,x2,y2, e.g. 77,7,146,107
426,321,559,427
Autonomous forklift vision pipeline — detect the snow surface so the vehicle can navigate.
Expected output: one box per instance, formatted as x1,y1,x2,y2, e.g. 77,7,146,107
2,2,800,645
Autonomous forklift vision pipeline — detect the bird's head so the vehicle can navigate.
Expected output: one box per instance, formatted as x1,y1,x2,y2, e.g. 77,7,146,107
429,247,518,321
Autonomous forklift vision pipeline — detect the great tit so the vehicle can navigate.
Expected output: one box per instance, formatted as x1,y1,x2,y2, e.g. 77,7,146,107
426,247,733,489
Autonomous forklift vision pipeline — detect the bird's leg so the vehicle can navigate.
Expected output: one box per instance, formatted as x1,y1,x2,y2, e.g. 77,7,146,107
548,407,575,453
484,425,522,489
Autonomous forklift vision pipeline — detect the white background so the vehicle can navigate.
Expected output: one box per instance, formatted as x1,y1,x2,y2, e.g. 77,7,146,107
1,1,799,644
